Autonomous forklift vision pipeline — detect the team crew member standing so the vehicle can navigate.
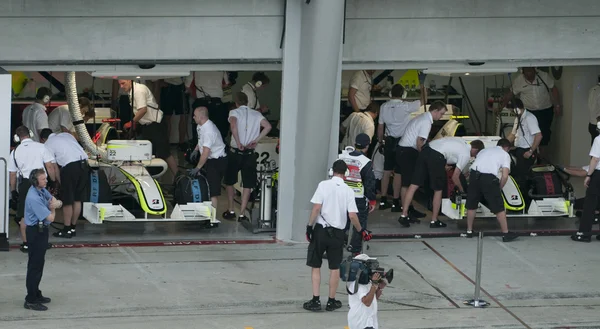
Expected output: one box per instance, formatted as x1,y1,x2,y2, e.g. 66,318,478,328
348,70,375,113
377,83,426,210
588,78,600,145
190,106,228,209
394,101,447,217
8,126,57,252
506,98,542,198
398,137,485,228
22,87,53,141
40,129,90,239
48,97,93,135
572,130,600,242
304,160,372,312
340,103,379,152
465,138,518,242
338,133,377,255
159,77,188,145
505,67,560,153
185,71,229,140
241,72,270,113
118,80,178,177
23,169,61,311
223,92,272,221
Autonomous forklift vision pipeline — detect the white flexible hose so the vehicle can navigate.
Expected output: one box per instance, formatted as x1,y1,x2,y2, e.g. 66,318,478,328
65,72,107,159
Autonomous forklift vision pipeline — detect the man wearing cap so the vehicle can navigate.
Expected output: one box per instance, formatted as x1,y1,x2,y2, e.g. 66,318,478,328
337,133,377,255
22,87,53,142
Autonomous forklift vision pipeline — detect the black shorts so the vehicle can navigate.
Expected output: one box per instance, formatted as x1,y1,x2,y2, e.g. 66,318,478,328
160,83,185,116
395,146,418,186
384,136,401,171
223,149,258,189
466,171,505,214
411,146,447,191
306,224,345,270
60,160,90,205
529,106,553,146
205,156,227,197
15,180,31,223
138,122,171,160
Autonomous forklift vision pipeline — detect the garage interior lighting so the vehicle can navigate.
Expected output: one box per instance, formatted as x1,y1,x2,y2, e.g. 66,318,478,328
423,67,518,75
91,71,190,79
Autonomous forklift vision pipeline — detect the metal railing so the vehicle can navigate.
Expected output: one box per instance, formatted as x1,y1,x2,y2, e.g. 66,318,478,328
0,157,8,240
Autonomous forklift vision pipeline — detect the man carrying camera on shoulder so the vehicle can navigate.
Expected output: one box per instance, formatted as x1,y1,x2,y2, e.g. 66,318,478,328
304,160,373,312
348,271,386,329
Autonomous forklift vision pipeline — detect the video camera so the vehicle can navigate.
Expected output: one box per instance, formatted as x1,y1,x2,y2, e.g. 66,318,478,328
340,254,393,294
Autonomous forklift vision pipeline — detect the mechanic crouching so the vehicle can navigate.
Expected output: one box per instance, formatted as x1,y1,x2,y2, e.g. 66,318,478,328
9,126,57,252
40,129,90,239
338,133,377,255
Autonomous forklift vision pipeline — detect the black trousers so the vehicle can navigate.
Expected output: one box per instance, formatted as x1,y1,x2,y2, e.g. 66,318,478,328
579,170,600,234
25,225,49,303
589,123,599,146
348,198,368,253
529,107,554,146
512,148,536,202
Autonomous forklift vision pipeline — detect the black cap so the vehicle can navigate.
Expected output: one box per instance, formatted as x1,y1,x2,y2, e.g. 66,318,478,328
355,133,370,149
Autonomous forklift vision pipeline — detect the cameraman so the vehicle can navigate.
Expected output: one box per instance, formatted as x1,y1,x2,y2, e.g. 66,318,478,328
348,271,386,329
304,160,373,312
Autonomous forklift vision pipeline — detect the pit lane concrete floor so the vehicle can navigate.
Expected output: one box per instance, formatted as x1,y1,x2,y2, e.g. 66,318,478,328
2,236,600,329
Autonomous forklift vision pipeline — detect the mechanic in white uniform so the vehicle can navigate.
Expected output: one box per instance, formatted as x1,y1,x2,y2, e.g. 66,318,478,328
118,80,178,177
340,103,379,152
8,126,58,252
241,72,270,114
398,137,485,228
394,101,447,220
465,138,518,242
588,78,600,145
185,71,229,140
22,87,52,142
506,98,542,201
377,83,425,210
190,106,228,210
572,126,600,242
348,70,375,113
39,129,90,239
48,97,93,135
223,92,272,222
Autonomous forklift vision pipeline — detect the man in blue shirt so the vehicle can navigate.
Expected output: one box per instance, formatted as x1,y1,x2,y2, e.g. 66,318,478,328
23,168,61,311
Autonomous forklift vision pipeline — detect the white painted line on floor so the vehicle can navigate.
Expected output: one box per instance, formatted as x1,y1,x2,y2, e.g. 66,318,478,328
494,238,544,276
118,246,168,294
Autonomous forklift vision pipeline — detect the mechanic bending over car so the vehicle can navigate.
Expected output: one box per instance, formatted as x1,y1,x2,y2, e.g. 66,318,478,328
337,133,377,256
9,126,58,252
190,106,228,210
40,129,90,239
394,100,447,224
506,98,542,202
48,97,94,138
223,92,272,222
118,80,178,178
399,137,485,229
465,138,519,242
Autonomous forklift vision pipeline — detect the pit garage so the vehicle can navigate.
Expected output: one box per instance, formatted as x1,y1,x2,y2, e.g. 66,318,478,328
1,0,600,251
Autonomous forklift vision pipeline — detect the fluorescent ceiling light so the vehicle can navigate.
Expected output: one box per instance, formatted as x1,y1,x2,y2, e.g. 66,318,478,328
91,71,190,78
423,67,518,75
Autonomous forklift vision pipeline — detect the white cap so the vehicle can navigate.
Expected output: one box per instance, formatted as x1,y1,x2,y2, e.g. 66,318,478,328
353,254,377,261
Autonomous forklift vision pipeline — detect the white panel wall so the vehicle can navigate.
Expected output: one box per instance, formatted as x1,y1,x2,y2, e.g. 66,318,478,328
0,0,284,63
344,0,600,62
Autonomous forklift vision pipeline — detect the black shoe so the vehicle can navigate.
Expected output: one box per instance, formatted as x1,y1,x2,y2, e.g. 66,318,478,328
47,243,53,250
326,299,342,311
237,215,249,222
572,232,591,243
53,229,72,239
502,232,519,242
461,231,474,238
222,211,236,220
379,199,392,210
391,200,401,213
24,301,48,311
409,206,426,219
303,299,322,311
20,243,29,253
408,216,421,224
397,215,411,227
70,229,77,237
35,296,51,304
596,235,600,241
430,220,447,228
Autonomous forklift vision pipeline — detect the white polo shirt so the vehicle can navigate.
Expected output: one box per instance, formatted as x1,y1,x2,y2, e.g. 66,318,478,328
241,82,261,110
48,105,74,133
228,105,266,149
378,99,422,138
349,70,373,110
588,84,600,125
310,176,358,230
185,72,227,99
429,137,472,171
8,139,55,178
511,71,554,111
341,112,375,148
512,110,541,149
44,132,88,167
470,146,511,175
347,281,378,329
129,82,163,125
196,119,226,159
589,136,600,170
22,103,49,142
398,112,433,149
